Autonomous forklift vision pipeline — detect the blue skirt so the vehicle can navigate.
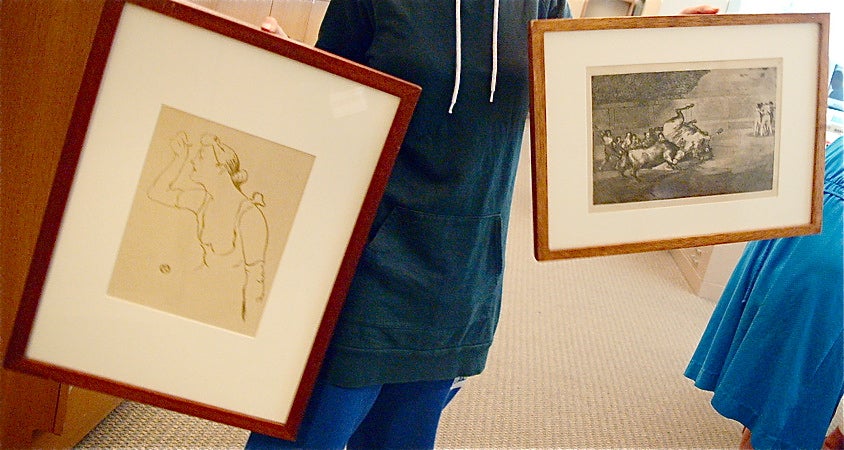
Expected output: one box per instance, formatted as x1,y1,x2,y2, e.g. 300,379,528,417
685,137,844,449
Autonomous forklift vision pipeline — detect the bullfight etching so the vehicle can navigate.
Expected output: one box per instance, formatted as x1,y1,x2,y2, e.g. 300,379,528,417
589,62,780,208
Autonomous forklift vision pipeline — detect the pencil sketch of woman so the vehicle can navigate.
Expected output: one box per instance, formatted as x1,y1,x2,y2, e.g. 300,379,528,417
147,131,269,322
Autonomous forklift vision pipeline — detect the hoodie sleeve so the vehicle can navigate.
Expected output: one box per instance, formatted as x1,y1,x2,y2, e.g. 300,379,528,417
315,0,375,64
546,0,572,19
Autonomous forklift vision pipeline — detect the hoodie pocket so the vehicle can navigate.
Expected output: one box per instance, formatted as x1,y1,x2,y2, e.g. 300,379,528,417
347,206,504,341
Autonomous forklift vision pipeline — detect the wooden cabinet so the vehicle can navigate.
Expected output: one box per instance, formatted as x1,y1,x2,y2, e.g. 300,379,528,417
670,243,746,301
0,1,329,447
0,1,123,448
29,387,125,449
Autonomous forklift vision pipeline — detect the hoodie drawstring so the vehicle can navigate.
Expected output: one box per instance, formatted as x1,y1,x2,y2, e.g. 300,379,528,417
490,0,499,103
449,0,462,114
448,0,500,114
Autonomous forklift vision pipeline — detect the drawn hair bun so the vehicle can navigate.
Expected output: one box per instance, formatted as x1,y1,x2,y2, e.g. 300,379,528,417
250,192,265,207
201,133,244,182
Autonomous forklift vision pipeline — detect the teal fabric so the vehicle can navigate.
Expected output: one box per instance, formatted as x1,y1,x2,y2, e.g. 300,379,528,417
315,0,570,387
685,137,844,449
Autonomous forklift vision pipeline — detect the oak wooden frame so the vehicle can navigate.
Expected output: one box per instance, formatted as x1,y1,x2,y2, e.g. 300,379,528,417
529,13,828,260
3,0,419,440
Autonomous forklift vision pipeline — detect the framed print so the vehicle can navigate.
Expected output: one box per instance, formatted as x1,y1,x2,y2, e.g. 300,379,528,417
3,0,419,440
529,13,828,260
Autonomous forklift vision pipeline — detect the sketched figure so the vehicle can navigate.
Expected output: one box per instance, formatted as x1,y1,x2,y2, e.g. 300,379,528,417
600,129,623,170
662,103,712,160
764,101,775,135
148,131,269,321
754,101,775,137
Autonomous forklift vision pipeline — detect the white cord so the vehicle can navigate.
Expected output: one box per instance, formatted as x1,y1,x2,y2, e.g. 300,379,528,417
490,0,499,102
449,0,462,114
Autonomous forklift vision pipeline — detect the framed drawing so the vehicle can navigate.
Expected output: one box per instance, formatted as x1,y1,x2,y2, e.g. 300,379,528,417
529,13,829,260
3,0,419,440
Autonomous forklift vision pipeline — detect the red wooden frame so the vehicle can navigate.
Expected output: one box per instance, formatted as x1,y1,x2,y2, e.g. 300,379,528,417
3,0,419,440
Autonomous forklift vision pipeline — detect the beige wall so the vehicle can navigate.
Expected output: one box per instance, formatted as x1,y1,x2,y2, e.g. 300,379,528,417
189,0,329,45
569,0,705,18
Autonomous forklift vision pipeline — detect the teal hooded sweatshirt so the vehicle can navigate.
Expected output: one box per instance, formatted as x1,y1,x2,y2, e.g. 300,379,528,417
315,0,571,387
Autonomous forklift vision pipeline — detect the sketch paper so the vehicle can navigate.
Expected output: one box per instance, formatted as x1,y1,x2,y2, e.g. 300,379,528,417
109,105,315,336
588,59,781,211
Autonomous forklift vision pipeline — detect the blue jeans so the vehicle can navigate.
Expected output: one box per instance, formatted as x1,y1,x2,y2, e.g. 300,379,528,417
245,378,459,449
